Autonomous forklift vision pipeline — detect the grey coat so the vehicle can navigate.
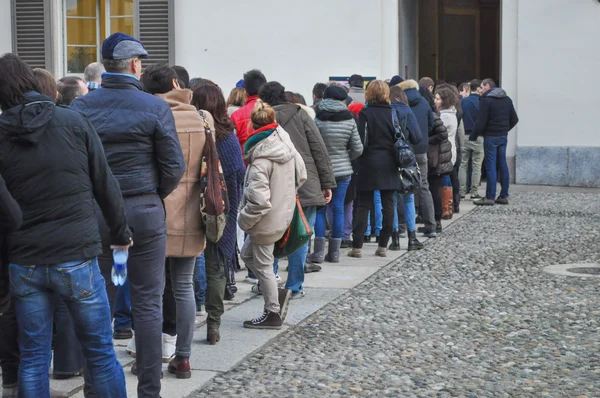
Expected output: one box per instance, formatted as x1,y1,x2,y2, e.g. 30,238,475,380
314,99,363,178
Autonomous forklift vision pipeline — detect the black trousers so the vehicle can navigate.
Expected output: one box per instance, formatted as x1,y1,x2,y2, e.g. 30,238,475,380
450,164,460,210
429,175,443,222
0,300,20,386
352,190,395,249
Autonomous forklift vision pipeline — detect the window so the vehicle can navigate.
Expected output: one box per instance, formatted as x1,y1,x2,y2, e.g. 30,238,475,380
65,0,135,73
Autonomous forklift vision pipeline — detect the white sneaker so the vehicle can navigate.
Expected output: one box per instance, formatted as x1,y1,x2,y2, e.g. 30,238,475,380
126,337,136,357
196,303,207,316
275,274,282,283
251,282,263,295
244,276,258,284
162,333,176,363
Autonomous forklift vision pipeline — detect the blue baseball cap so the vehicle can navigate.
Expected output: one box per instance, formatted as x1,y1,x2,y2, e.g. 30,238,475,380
102,32,149,60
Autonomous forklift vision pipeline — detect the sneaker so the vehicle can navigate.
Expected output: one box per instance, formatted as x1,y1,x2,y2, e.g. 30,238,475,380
291,290,306,300
363,235,371,243
470,193,482,200
495,197,509,205
304,261,322,273
196,303,207,316
399,231,407,239
162,333,176,363
251,283,262,295
275,274,282,283
340,240,352,248
113,328,133,340
244,275,258,284
243,310,283,330
53,370,83,380
474,198,495,206
126,337,136,357
278,288,292,321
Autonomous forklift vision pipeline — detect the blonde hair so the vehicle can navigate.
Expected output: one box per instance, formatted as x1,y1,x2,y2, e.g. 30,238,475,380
365,80,390,104
227,87,247,107
251,100,276,129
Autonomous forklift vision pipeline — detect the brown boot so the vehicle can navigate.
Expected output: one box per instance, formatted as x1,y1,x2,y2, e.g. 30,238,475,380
207,328,220,345
375,246,387,257
347,248,362,258
168,356,192,379
243,310,283,330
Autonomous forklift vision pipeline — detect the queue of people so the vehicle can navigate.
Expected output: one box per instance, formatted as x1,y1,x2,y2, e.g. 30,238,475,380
0,31,518,398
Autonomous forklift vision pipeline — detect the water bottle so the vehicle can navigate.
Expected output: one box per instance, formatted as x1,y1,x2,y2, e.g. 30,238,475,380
111,249,128,286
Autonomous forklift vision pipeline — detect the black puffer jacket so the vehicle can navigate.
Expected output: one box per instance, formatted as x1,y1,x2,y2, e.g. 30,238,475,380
428,115,453,175
0,173,22,315
0,92,132,265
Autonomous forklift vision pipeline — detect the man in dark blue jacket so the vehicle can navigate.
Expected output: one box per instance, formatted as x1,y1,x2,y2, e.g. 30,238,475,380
399,79,437,237
471,78,519,206
71,33,185,397
459,79,483,199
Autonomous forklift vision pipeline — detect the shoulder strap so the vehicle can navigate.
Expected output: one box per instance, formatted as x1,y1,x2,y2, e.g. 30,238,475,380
391,108,408,142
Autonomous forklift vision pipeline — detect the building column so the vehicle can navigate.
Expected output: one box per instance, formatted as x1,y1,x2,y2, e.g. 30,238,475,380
380,0,400,79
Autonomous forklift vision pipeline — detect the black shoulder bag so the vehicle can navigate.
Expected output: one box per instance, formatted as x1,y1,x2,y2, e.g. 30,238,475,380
392,109,421,194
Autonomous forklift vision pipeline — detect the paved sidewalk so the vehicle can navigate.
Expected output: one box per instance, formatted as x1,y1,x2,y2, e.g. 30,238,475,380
43,199,476,397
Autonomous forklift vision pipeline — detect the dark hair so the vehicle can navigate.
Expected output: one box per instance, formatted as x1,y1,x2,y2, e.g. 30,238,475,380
140,64,177,95
57,76,85,105
102,58,134,73
434,86,456,110
191,84,234,141
419,86,436,113
33,68,57,101
243,69,267,96
189,78,217,90
312,83,327,99
284,91,295,103
482,78,496,89
389,85,408,105
0,53,40,111
348,74,364,88
470,79,481,92
171,65,189,89
258,81,287,106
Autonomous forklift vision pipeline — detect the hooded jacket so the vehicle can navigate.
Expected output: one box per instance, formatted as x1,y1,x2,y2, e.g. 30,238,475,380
274,103,336,207
472,88,519,140
0,174,22,314
0,92,132,265
239,125,307,244
70,73,185,199
399,80,434,155
155,89,207,257
315,99,363,178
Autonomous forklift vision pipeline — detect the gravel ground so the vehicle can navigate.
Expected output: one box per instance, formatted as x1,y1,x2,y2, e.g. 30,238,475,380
192,192,600,398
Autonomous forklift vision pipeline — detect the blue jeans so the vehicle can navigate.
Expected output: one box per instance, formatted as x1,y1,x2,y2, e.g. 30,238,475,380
484,136,510,200
365,191,383,236
315,176,351,239
274,206,317,294
393,193,417,232
9,258,126,397
113,279,131,331
194,254,207,305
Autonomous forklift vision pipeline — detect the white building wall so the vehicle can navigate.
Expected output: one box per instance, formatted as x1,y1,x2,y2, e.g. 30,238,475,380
174,0,399,102
0,1,13,55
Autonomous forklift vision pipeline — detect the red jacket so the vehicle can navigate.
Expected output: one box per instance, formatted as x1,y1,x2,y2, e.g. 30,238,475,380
230,95,259,149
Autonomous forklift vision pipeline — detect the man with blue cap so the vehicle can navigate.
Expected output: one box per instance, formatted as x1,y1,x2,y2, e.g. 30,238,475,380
71,32,185,397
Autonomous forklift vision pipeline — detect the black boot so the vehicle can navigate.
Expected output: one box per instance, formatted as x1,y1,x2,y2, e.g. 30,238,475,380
436,221,442,234
408,231,424,251
388,230,401,251
224,285,235,301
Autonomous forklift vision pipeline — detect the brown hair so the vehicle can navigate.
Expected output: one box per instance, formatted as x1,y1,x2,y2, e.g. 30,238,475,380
191,84,235,141
251,100,276,129
226,87,247,108
434,86,456,110
33,68,57,101
389,86,408,105
419,77,435,90
365,80,390,105
436,83,462,112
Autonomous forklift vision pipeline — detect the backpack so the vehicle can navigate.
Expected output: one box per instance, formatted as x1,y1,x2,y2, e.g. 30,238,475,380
199,110,229,242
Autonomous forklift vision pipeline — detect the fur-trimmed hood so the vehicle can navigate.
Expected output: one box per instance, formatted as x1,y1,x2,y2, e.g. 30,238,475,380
398,79,419,91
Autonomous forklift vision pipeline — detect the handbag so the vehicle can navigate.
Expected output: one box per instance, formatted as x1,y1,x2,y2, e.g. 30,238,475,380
399,164,422,194
198,110,229,242
391,109,417,169
273,196,313,258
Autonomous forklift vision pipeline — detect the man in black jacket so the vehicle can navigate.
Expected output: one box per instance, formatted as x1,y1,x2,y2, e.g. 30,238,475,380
471,78,519,206
71,33,185,397
0,53,132,396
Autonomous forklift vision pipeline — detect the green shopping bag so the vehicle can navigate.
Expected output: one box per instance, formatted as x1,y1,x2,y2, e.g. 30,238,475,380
273,196,313,258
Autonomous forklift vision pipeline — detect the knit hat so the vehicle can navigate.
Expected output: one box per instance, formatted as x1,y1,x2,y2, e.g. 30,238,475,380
390,75,404,86
324,86,347,101
236,79,245,88
102,33,149,60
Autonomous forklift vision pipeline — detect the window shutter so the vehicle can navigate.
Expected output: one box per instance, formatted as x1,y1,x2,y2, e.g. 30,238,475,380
137,0,173,66
12,0,47,69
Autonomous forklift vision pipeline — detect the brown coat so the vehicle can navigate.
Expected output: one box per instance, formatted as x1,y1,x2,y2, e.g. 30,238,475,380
156,89,208,257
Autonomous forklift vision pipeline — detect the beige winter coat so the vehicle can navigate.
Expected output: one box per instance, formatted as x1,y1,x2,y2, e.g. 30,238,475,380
156,88,207,257
238,126,307,244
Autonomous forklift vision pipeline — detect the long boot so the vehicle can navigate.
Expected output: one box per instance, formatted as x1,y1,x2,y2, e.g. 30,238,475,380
324,238,342,263
388,230,401,251
407,230,424,251
309,237,326,263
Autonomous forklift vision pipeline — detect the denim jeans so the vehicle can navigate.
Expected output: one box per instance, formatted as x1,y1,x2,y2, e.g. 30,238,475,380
353,190,395,249
113,279,131,331
168,257,196,358
9,258,126,397
283,206,317,294
484,136,510,200
342,201,353,240
365,191,383,236
393,193,417,232
315,176,351,239
194,254,207,305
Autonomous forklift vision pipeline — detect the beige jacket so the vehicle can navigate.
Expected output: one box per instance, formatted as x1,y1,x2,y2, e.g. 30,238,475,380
156,89,208,257
238,126,307,244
